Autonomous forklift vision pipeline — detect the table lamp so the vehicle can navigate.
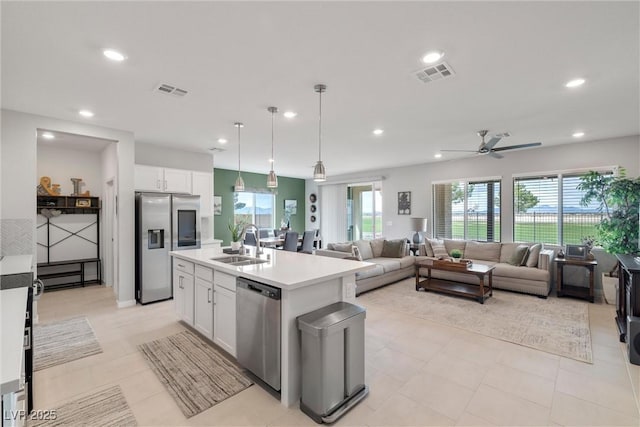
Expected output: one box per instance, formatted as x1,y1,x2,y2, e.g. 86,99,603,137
411,217,427,244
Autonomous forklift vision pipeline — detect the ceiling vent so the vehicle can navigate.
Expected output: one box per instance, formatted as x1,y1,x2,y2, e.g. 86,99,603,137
155,83,188,97
414,61,455,84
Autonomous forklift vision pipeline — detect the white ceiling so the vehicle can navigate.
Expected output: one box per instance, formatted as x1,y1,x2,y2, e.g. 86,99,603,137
2,1,639,179
37,130,115,152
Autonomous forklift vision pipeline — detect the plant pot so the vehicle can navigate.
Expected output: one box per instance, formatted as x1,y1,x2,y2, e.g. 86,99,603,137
452,258,461,263
230,241,241,251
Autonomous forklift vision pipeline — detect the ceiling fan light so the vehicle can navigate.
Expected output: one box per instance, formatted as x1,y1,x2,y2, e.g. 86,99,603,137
267,170,278,188
313,161,326,182
234,175,245,192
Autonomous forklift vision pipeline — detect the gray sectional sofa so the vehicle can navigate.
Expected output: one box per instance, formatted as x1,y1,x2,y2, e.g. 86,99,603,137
316,237,554,297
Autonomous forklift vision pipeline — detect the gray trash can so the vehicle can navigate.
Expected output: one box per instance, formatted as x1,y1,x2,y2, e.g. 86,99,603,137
297,301,368,424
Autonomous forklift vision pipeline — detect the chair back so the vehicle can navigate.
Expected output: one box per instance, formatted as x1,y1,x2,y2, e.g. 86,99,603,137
283,231,299,252
273,229,283,238
299,230,316,253
258,229,271,239
244,231,257,246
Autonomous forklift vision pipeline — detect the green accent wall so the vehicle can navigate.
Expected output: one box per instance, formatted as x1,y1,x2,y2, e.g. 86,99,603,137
214,168,306,245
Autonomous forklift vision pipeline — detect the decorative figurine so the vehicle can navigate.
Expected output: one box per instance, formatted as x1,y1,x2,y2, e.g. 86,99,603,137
37,176,61,196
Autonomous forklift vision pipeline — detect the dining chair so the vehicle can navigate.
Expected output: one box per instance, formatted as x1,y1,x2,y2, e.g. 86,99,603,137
282,231,299,252
258,229,271,239
298,230,316,254
244,231,257,246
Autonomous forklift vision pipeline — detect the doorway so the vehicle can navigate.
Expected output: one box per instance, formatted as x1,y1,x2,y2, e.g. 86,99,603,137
347,181,383,241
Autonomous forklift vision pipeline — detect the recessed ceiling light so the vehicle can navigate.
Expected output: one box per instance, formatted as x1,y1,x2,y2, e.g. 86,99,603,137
373,129,384,135
434,153,442,159
78,110,94,118
217,138,228,144
41,132,55,140
283,111,297,119
103,49,126,61
572,131,585,138
565,78,586,88
422,50,444,64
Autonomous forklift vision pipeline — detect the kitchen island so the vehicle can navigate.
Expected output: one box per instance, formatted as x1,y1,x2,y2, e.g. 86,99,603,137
169,246,372,407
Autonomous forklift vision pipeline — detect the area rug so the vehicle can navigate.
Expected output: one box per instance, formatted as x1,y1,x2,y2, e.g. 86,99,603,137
138,330,252,418
34,316,103,371
357,278,593,363
30,385,136,427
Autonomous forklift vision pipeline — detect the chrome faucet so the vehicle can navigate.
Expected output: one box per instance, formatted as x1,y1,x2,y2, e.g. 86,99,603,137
242,224,263,255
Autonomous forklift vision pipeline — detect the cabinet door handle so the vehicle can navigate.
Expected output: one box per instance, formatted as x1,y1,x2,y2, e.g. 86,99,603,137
207,288,211,303
178,263,185,268
164,180,168,190
179,276,183,289
157,179,161,189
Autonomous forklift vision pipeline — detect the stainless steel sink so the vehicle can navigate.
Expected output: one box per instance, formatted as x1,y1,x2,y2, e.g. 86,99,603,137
210,256,268,266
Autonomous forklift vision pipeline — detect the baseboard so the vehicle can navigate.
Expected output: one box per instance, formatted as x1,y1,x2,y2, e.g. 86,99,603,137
117,299,136,308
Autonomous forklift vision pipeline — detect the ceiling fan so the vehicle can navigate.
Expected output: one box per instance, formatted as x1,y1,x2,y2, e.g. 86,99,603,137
441,130,542,159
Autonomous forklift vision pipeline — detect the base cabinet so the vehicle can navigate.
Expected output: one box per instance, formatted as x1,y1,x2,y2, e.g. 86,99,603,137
194,278,214,340
214,284,236,357
173,269,194,326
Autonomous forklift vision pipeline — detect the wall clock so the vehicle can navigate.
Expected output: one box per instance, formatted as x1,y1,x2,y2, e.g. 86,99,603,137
309,193,317,203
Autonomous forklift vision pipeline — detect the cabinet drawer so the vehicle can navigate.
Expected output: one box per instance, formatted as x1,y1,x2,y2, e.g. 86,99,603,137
215,271,236,292
195,265,213,282
173,258,194,275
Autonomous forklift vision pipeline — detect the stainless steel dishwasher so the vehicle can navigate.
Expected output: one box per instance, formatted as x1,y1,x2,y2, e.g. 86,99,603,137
236,277,281,391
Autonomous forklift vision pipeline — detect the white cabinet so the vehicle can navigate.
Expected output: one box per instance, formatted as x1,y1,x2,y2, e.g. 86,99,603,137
194,277,213,340
135,165,164,191
134,165,192,193
172,260,194,326
214,283,236,356
164,168,192,193
192,172,213,217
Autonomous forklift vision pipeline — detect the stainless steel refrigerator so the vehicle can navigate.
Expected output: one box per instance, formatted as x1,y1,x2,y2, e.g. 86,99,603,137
135,192,201,304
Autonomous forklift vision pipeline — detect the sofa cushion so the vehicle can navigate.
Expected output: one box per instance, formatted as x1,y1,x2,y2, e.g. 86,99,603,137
508,244,530,266
330,242,354,253
370,238,386,258
493,263,549,281
464,241,501,262
526,243,542,268
427,238,449,258
397,255,416,269
355,264,385,280
422,240,434,257
373,258,401,273
500,243,523,263
353,240,374,260
444,239,467,256
381,239,405,258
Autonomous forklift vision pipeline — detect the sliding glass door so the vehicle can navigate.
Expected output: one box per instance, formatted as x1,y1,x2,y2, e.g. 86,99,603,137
347,182,382,240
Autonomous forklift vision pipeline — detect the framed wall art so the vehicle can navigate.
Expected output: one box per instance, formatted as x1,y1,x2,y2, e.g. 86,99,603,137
397,191,411,215
213,196,222,215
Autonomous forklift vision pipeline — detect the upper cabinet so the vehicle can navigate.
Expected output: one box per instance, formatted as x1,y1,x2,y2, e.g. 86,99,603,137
134,165,192,194
192,172,213,217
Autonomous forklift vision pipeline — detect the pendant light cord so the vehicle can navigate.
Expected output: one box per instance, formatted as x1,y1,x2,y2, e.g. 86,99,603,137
318,88,322,161
271,110,275,165
237,124,241,176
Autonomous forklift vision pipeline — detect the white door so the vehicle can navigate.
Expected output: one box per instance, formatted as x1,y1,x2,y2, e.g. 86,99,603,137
134,165,163,191
194,278,213,339
164,168,192,193
104,178,118,293
213,284,236,356
182,273,195,325
172,269,184,319
192,172,213,217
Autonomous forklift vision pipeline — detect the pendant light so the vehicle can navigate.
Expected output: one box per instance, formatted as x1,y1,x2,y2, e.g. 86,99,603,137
313,83,327,182
234,122,245,192
266,106,278,188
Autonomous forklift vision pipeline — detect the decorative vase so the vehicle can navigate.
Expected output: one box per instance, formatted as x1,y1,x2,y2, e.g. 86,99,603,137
231,241,241,251
587,251,595,260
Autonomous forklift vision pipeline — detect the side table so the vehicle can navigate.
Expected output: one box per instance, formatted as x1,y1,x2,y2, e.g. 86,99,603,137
555,257,597,303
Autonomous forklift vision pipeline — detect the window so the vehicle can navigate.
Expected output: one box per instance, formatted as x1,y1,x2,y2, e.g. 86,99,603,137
233,192,274,228
347,182,383,240
433,179,501,241
513,172,608,245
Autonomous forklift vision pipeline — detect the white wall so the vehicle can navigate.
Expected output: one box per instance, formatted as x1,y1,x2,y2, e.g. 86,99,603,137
309,135,640,242
135,142,212,172
37,145,103,197
1,109,135,306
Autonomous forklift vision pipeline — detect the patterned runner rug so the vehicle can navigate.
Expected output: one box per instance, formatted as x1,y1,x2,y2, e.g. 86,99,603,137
31,385,136,427
138,330,252,418
358,278,593,363
34,316,103,371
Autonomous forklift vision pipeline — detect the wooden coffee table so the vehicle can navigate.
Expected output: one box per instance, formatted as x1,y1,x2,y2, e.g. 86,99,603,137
415,259,495,304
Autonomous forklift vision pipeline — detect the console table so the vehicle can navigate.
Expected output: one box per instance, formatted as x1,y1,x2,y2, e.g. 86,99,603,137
615,254,640,343
555,258,597,303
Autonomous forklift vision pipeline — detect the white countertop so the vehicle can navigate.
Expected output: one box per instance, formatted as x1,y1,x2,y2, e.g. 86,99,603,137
170,246,373,290
0,255,33,276
0,287,28,394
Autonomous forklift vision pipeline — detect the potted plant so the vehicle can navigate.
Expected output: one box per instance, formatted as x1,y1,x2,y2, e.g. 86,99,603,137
450,249,463,262
228,221,244,251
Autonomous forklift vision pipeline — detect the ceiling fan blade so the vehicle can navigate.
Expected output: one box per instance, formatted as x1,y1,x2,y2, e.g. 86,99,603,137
492,142,542,152
487,151,504,159
440,149,479,152
483,136,502,150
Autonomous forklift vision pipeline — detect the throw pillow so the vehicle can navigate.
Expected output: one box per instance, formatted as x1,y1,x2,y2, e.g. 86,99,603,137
352,245,363,261
381,239,405,258
422,239,434,257
427,238,448,259
370,238,386,258
508,244,529,266
354,240,374,260
332,242,354,253
526,243,542,268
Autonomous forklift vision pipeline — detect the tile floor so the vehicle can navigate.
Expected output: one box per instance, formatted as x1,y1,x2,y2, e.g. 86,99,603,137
33,281,640,426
